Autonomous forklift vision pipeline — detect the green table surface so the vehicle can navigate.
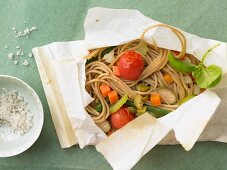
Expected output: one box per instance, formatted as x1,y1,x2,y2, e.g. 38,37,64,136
0,0,227,169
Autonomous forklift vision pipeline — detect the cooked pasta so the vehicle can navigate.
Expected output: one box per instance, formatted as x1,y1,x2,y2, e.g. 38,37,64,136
84,24,201,131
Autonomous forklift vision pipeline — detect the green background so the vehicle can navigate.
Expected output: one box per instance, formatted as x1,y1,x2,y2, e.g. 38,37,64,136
0,0,227,169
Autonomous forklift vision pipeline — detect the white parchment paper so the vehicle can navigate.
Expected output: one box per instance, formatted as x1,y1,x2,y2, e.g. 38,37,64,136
33,7,227,170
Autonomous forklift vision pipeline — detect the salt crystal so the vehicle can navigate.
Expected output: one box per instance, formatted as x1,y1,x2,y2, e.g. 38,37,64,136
8,53,14,60
22,59,29,66
28,52,33,58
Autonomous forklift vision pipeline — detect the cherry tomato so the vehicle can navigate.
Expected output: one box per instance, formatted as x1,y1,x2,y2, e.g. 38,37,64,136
118,51,144,80
110,107,134,129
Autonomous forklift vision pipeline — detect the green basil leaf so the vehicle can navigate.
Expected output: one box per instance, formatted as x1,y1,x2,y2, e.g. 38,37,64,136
168,52,197,73
193,65,222,88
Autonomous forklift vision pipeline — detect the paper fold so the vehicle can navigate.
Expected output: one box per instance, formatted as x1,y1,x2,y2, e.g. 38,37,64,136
33,7,227,170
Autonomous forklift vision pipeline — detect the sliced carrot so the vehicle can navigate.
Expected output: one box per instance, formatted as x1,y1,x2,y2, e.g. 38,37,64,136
150,93,161,106
163,73,174,84
100,84,111,97
108,90,119,104
112,66,121,76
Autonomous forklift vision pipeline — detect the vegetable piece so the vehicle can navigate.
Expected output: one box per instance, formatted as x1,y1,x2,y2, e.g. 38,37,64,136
101,46,116,56
169,44,222,89
110,95,128,113
134,94,144,110
112,66,121,76
95,101,102,112
103,49,115,63
100,84,111,97
168,52,197,73
163,73,174,84
136,106,147,117
193,64,222,88
193,85,201,95
97,120,111,133
136,83,150,92
111,107,134,129
142,95,149,102
192,44,222,88
157,87,177,104
182,75,192,84
118,50,144,80
86,46,116,65
128,107,137,114
125,100,171,118
179,94,196,105
108,90,119,104
136,41,149,55
150,93,161,106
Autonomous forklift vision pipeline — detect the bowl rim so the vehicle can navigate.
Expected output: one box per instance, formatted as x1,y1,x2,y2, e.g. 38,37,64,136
0,75,44,157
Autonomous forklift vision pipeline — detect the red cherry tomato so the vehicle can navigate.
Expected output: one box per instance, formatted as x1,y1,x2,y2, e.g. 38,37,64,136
118,51,144,80
110,107,134,129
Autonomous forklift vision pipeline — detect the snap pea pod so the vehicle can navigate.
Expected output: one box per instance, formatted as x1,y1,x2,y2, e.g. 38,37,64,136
125,100,171,118
168,52,196,73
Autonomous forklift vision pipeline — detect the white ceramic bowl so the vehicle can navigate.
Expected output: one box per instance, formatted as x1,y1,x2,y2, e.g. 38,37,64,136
0,75,44,157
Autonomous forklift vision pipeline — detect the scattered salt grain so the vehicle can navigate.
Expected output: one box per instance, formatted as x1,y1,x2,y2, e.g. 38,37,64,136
14,26,37,38
16,49,22,56
22,59,29,66
28,52,33,58
4,45,8,50
16,45,20,49
14,61,18,65
8,53,14,60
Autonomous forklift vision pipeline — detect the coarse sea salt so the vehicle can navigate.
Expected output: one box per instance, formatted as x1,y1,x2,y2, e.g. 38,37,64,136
0,89,33,141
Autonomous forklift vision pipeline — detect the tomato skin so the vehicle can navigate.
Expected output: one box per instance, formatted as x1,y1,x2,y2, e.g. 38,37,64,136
118,51,144,80
110,107,134,129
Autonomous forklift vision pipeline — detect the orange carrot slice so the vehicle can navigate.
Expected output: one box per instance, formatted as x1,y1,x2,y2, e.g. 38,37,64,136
150,93,161,106
100,84,111,97
112,66,121,76
163,73,174,84
108,90,119,104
